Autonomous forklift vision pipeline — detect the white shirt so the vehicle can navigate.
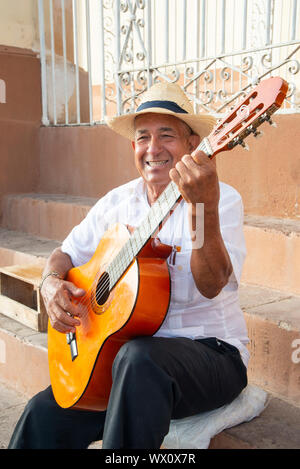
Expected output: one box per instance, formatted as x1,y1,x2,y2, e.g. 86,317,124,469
61,177,250,367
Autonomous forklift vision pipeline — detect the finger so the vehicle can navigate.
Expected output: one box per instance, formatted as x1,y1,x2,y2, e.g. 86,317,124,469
169,167,181,186
169,167,190,202
181,154,199,171
191,148,211,165
174,159,198,187
56,304,81,327
64,280,86,298
182,152,217,187
61,282,87,317
49,304,80,333
49,315,75,334
172,160,193,184
53,289,80,320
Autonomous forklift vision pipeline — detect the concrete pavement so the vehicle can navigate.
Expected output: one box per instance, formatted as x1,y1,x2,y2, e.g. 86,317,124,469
0,381,27,449
0,381,102,450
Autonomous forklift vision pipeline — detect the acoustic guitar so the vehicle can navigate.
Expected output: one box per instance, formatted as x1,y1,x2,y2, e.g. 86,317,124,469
48,77,288,410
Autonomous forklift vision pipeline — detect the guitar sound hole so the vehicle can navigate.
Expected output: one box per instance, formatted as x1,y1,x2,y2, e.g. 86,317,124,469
95,271,110,306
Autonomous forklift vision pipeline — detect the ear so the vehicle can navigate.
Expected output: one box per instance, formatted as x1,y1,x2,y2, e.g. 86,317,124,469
131,141,136,151
188,134,200,152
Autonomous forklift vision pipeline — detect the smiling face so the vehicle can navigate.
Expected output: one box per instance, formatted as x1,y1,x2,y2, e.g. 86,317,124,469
132,113,200,204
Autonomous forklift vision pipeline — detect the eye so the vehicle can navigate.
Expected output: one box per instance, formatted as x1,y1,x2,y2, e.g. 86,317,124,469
161,134,174,139
137,135,149,142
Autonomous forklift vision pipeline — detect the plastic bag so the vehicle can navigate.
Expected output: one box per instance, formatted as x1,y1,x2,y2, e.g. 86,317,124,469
162,385,268,449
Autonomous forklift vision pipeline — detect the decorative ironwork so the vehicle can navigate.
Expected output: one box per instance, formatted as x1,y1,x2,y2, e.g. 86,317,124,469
38,0,300,126
108,0,300,119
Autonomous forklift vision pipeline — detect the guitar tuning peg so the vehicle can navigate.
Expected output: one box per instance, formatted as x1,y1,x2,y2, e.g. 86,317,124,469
240,141,250,151
247,125,263,139
253,130,264,139
268,119,277,128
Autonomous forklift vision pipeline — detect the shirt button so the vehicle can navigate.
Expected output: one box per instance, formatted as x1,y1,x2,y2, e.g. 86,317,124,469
177,265,183,271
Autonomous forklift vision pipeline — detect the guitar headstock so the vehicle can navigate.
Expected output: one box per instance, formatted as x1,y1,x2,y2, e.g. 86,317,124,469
207,77,288,157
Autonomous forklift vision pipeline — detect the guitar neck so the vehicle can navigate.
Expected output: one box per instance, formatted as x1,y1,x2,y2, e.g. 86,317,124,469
107,138,211,289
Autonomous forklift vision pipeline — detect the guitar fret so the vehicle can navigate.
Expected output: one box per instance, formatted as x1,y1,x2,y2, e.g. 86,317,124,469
140,222,148,242
128,238,135,257
136,224,146,246
110,258,121,284
170,181,181,201
131,234,139,254
146,214,154,234
124,244,133,264
159,193,170,214
152,204,160,227
107,263,117,288
136,227,145,248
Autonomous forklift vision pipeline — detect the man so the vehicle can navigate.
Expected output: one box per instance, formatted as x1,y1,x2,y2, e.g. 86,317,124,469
9,82,249,449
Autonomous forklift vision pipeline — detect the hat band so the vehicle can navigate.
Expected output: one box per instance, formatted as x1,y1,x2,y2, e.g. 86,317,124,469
136,100,188,114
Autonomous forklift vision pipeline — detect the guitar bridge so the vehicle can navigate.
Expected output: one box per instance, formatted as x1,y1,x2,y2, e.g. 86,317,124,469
66,332,78,361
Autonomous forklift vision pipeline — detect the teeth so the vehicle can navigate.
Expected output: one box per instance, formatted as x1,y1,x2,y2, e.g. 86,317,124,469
147,160,168,167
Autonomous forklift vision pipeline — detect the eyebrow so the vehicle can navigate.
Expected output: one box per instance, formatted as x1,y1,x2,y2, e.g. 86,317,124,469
136,126,177,135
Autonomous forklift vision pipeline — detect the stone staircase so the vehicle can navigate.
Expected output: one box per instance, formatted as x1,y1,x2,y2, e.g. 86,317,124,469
0,191,299,449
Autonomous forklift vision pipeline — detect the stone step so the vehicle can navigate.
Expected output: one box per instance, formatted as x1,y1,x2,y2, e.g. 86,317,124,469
1,193,97,241
240,283,300,407
242,214,300,295
0,313,49,398
210,395,300,449
0,227,60,267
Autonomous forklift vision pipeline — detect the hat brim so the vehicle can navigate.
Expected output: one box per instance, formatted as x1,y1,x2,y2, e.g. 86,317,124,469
106,108,216,141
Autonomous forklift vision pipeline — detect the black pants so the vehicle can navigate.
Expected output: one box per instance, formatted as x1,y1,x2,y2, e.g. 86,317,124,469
8,336,247,449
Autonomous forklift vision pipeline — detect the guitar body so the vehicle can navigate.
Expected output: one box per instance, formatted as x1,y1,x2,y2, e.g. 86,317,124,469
48,223,171,411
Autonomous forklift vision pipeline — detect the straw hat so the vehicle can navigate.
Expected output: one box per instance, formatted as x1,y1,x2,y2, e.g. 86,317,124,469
106,82,216,140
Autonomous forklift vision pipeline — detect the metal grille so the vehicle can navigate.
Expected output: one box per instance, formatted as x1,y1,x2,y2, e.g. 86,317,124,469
38,0,300,126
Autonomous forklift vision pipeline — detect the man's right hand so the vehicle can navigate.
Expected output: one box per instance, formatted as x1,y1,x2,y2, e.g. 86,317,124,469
41,276,86,333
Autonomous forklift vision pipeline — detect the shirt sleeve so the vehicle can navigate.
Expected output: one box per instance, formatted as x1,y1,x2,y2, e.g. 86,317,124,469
218,184,246,285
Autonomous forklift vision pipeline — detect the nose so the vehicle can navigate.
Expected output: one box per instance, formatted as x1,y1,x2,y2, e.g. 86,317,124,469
147,135,162,156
